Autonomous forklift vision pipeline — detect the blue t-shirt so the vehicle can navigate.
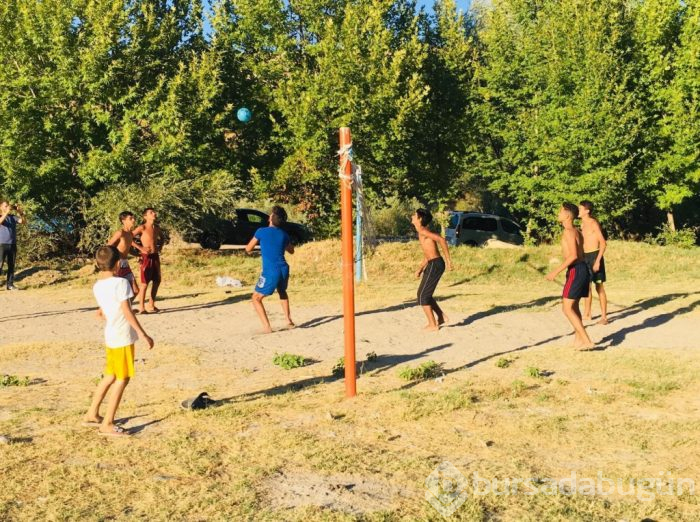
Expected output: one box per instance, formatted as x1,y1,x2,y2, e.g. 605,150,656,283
254,226,289,271
0,215,18,244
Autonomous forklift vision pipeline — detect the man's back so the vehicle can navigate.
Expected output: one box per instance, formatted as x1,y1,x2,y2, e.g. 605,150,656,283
255,226,289,268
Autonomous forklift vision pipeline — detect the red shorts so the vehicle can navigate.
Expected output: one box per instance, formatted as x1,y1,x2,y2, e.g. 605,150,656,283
140,253,161,284
116,259,134,282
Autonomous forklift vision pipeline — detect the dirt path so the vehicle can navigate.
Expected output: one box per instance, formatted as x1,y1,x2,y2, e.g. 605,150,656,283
2,287,698,389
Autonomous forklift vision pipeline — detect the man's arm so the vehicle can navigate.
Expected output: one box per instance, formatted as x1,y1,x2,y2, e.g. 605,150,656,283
546,231,579,281
106,230,123,247
245,237,259,254
0,207,9,225
15,206,25,225
131,225,147,254
285,240,295,254
120,300,154,349
592,220,607,271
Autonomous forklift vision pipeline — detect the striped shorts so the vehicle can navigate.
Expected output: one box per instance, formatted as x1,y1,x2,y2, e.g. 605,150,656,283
417,257,445,306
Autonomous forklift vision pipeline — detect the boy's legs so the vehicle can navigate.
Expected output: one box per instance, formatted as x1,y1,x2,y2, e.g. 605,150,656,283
100,378,129,434
278,290,294,327
562,298,593,349
584,285,593,320
595,283,608,324
421,305,438,331
430,298,448,325
85,374,116,423
148,279,160,312
137,283,148,313
252,292,272,333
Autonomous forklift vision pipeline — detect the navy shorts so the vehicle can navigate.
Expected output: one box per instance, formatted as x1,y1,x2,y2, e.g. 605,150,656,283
255,264,290,296
562,261,590,300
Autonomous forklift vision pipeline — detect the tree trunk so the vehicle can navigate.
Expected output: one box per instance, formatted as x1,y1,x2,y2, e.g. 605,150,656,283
666,211,676,232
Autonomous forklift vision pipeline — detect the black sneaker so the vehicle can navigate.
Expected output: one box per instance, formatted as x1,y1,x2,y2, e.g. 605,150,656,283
6,285,18,291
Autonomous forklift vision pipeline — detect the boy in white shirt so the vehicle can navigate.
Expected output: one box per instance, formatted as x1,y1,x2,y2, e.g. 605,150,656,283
84,246,154,437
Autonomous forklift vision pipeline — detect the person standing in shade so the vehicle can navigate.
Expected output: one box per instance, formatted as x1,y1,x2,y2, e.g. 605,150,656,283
0,200,26,291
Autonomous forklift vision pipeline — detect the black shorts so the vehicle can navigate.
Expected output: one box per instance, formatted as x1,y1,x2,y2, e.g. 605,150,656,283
562,261,590,300
417,257,445,305
584,250,606,284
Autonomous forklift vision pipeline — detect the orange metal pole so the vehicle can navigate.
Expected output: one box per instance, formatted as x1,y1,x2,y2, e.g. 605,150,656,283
339,127,357,398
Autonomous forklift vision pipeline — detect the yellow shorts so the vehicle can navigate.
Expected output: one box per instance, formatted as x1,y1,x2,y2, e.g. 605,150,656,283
104,344,135,380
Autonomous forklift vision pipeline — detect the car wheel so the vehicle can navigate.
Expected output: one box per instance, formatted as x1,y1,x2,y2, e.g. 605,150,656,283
200,234,221,250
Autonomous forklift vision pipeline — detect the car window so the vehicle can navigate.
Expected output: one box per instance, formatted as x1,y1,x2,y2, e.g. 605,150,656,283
501,219,521,235
462,217,498,232
448,214,459,229
241,211,265,224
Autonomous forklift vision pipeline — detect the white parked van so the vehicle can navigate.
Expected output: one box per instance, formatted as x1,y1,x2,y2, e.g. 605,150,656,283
445,211,524,246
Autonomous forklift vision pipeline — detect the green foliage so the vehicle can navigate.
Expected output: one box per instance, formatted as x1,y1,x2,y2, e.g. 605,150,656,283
647,224,697,249
0,374,31,387
473,0,646,239
525,366,544,379
0,0,698,245
332,358,345,376
272,352,306,370
398,360,443,381
495,357,513,369
372,196,419,237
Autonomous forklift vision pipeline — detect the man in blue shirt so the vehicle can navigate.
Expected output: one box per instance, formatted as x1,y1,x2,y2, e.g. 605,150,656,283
0,200,26,291
245,206,295,333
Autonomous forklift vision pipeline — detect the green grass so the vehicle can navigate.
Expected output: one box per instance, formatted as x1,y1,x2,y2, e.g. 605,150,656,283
496,357,513,368
272,353,307,370
398,360,443,381
0,374,31,387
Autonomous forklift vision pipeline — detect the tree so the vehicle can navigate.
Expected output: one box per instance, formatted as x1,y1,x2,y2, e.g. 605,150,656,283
473,0,646,239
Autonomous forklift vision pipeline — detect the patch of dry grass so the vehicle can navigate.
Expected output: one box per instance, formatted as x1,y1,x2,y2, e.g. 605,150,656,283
3,241,700,519
2,341,700,520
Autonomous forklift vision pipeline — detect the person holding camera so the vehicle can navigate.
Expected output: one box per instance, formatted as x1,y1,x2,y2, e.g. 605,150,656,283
0,200,26,290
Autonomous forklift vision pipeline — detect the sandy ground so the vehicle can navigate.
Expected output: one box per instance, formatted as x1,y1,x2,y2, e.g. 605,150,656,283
2,285,698,395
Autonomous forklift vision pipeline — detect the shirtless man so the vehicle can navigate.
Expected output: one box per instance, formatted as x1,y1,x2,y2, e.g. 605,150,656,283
106,211,140,297
412,208,453,331
545,203,594,350
133,208,163,314
579,200,608,324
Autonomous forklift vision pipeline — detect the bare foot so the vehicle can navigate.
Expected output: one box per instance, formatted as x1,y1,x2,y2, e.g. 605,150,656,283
597,318,609,325
99,425,129,437
146,306,160,313
284,322,296,329
257,327,273,335
574,339,595,351
583,314,592,321
423,324,439,332
82,415,103,427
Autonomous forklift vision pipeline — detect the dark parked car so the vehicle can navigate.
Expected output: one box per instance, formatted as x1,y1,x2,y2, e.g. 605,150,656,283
192,208,311,250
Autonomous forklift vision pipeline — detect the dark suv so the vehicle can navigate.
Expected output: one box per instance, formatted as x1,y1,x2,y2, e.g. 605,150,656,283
193,209,311,250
